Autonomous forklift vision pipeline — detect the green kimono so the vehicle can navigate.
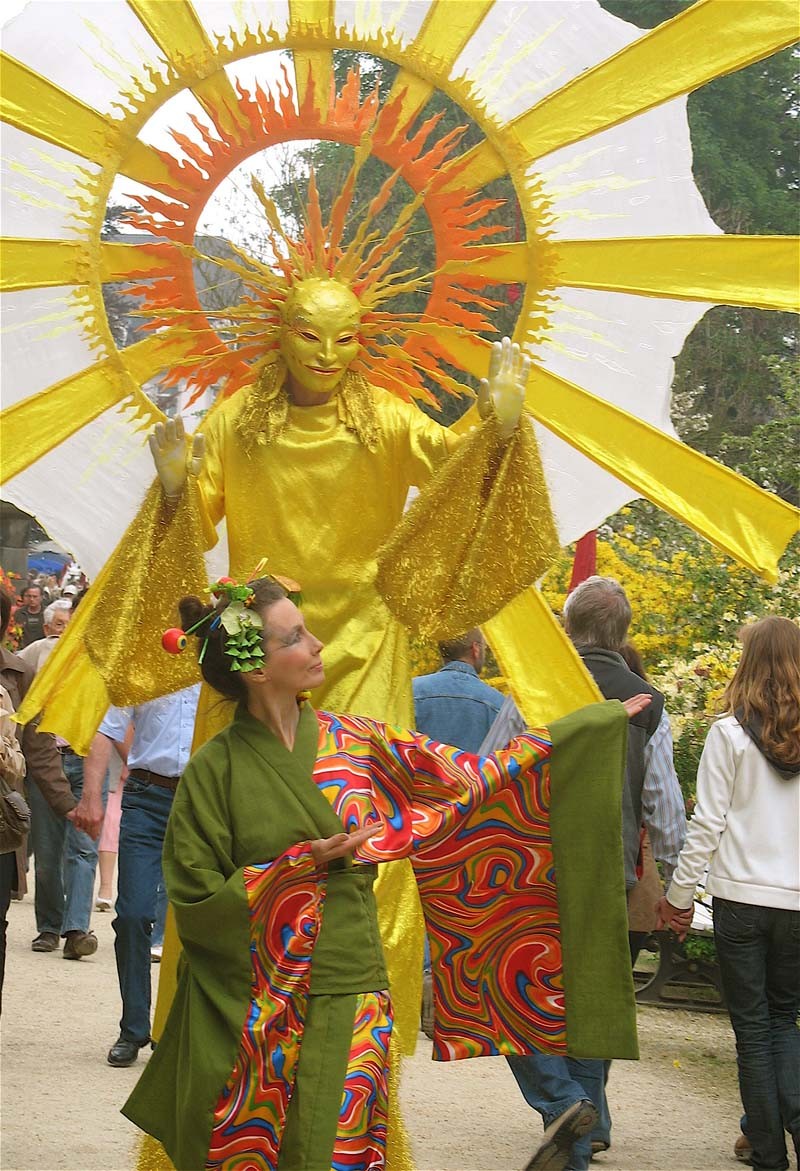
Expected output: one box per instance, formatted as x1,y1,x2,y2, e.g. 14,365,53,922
124,700,636,1171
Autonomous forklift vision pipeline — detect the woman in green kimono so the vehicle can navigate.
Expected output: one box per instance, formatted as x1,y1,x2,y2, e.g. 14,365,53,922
123,575,649,1171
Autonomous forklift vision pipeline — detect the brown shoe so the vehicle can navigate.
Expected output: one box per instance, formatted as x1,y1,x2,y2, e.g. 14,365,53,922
63,930,98,960
31,932,60,952
734,1134,753,1165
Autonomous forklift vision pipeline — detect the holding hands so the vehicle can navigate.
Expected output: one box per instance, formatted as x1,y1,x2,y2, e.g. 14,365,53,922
655,895,694,941
149,417,205,501
477,337,529,440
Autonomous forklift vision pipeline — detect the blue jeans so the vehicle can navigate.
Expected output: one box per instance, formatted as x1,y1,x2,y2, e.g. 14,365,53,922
506,1053,608,1170
113,777,173,1043
27,753,106,935
713,898,800,1171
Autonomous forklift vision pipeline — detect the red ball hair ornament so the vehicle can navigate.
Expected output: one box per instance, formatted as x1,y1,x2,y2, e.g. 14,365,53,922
161,628,187,654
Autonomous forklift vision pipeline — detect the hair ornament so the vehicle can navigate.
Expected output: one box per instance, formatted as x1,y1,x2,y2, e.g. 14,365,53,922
208,577,265,673
163,563,303,674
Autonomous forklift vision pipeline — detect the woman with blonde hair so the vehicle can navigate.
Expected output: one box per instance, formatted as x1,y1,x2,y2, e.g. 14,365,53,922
658,615,800,1171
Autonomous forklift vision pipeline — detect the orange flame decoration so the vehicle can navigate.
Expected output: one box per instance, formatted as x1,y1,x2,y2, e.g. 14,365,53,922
119,66,524,408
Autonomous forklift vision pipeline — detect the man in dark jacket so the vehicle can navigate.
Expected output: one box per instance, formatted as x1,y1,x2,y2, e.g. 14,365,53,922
0,589,76,997
518,576,686,1171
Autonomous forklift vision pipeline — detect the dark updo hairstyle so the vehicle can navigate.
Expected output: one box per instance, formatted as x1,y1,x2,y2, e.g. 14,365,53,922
178,576,288,702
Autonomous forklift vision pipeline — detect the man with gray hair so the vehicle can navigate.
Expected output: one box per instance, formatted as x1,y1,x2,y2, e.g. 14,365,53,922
17,599,73,674
518,575,686,1171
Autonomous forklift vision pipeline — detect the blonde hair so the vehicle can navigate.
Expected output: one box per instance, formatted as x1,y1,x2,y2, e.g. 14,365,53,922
724,616,800,765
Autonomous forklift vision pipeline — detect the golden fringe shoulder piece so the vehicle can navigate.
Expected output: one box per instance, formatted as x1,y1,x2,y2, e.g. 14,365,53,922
376,416,560,639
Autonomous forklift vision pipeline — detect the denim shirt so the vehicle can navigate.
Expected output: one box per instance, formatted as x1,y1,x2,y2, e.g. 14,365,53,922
412,661,505,754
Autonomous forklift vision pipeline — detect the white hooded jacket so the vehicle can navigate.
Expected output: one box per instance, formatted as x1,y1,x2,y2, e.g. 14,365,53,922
667,715,800,913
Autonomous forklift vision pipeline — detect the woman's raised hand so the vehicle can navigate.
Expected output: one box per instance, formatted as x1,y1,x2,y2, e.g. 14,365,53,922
310,825,380,866
623,693,652,719
148,416,205,500
477,336,529,440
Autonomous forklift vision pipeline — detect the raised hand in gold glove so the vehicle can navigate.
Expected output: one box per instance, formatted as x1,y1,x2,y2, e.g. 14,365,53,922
148,416,205,501
477,336,529,441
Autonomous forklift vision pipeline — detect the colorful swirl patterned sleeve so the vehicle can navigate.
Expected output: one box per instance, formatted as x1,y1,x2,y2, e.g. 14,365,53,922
206,844,326,1171
322,714,559,1061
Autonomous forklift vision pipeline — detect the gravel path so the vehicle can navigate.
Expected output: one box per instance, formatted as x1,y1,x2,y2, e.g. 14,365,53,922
2,891,746,1171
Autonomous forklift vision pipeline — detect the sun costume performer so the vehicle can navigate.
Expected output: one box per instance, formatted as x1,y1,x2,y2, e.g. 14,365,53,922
1,1,799,1166
122,573,645,1171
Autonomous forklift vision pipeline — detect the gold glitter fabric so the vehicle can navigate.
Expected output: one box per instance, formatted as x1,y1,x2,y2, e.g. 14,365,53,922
235,366,380,453
375,416,560,639
83,479,209,705
135,1134,175,1171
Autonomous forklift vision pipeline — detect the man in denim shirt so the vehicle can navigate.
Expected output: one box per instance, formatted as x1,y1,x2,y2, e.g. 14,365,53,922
412,629,504,754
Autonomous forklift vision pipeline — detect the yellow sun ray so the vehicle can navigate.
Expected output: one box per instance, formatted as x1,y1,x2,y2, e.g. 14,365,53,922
386,0,495,131
485,588,602,725
0,52,173,185
554,236,800,312
0,330,199,479
456,242,530,284
288,0,335,114
446,0,799,191
99,241,178,282
125,0,254,141
1,361,128,480
526,368,800,582
0,238,86,291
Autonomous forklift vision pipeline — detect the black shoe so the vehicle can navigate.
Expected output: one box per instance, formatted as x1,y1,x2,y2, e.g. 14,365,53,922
525,1100,600,1171
107,1035,150,1067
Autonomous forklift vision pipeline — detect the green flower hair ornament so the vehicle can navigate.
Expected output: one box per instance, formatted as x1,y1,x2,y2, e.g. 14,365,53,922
209,573,303,672
162,566,302,672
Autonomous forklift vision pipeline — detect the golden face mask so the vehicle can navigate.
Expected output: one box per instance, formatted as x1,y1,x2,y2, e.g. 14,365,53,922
280,279,362,399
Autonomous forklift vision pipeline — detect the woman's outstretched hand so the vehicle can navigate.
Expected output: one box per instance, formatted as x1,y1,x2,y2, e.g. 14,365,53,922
310,825,380,866
477,336,529,440
148,416,205,500
623,693,652,719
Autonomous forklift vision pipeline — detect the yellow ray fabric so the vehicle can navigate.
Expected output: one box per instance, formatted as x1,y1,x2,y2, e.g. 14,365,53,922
527,366,800,583
1,52,118,165
289,0,334,112
0,238,85,292
0,53,168,185
386,0,495,130
555,236,800,313
125,0,217,79
448,0,800,191
100,241,179,282
0,361,126,482
486,588,602,725
126,0,251,140
449,241,529,284
0,330,197,482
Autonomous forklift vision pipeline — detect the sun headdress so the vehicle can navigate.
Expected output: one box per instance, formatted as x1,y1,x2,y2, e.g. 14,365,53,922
115,64,523,438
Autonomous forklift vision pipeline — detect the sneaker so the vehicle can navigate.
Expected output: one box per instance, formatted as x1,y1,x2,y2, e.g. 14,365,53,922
31,932,60,952
150,944,163,963
95,896,113,912
525,1100,600,1171
734,1134,753,1165
62,930,98,960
